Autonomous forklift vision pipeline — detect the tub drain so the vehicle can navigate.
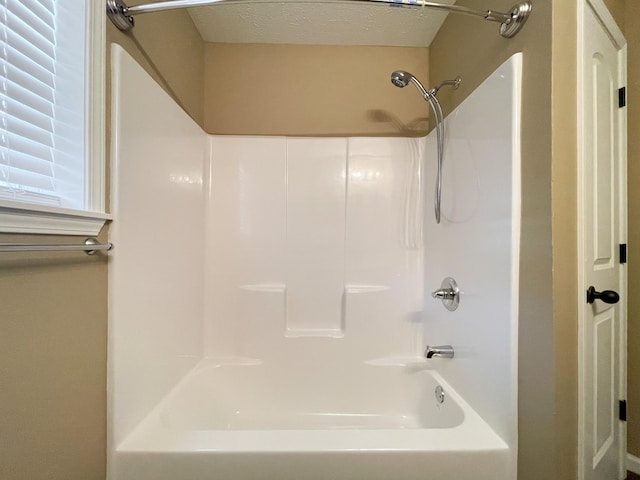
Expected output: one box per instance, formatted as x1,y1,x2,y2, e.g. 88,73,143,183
435,385,445,404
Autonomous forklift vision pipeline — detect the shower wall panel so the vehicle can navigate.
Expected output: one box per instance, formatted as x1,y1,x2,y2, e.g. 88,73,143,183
205,136,424,363
109,46,207,447
422,54,522,450
344,137,424,359
204,136,287,358
285,138,347,337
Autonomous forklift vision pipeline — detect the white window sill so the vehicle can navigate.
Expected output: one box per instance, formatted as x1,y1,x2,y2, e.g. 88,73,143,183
0,201,112,236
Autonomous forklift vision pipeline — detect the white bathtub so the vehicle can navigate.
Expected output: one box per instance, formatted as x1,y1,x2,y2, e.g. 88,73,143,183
112,360,510,480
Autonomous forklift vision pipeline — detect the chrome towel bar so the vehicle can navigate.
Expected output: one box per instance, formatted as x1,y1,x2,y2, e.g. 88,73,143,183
0,238,113,255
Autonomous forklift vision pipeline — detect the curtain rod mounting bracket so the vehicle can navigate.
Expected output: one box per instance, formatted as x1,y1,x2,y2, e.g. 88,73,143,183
106,0,532,38
107,0,135,30
499,1,532,38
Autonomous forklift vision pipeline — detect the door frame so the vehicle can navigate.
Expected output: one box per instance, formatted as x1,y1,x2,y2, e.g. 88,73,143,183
577,0,627,479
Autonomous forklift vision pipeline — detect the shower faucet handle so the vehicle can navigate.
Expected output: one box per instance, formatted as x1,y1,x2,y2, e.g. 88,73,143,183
431,277,460,311
432,288,456,300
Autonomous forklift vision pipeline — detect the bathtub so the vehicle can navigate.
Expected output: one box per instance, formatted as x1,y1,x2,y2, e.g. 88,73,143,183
112,360,510,480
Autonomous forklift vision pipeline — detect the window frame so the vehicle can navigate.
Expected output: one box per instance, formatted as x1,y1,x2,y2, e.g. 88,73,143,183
0,1,110,235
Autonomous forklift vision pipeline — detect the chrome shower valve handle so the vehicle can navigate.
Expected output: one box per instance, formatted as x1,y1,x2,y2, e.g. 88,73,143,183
432,288,456,300
431,277,460,311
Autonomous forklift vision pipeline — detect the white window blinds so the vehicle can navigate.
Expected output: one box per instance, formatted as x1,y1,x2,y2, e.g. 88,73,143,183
0,0,88,210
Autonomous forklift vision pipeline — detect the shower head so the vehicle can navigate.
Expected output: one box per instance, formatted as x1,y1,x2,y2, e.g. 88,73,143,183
391,71,462,99
390,70,411,88
390,70,429,98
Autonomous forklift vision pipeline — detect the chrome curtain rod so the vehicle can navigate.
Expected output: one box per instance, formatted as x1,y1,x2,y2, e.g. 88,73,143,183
0,238,113,255
107,0,532,38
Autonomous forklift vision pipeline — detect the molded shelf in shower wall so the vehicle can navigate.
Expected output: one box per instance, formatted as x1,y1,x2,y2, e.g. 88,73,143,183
237,283,395,341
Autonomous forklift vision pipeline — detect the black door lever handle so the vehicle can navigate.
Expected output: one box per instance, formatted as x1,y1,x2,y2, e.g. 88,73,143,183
586,286,620,304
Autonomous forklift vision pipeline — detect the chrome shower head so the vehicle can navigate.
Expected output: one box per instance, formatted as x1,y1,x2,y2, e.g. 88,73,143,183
390,70,411,88
390,70,429,98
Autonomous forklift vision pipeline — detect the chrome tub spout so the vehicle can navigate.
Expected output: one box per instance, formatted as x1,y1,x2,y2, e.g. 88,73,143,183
425,345,455,359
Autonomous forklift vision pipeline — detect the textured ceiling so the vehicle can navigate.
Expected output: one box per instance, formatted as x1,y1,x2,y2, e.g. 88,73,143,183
187,0,456,47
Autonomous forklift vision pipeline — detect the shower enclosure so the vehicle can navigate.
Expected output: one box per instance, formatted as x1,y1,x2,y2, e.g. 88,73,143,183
108,44,521,479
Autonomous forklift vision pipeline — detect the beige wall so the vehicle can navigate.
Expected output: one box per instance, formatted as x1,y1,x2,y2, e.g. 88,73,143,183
108,8,205,127
603,0,625,31
204,43,430,136
625,0,640,459
550,1,578,477
0,9,204,480
0,233,109,480
429,1,560,478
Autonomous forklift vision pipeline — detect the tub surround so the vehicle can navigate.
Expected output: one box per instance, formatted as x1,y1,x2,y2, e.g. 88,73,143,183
109,45,520,480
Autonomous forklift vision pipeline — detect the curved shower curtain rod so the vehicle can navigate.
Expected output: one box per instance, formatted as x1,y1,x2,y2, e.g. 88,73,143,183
107,0,532,38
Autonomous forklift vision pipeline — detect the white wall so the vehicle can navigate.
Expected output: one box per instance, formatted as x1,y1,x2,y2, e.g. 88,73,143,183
109,45,207,448
422,53,522,449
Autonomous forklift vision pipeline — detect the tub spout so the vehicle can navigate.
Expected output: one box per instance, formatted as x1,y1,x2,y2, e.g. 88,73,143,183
425,345,454,359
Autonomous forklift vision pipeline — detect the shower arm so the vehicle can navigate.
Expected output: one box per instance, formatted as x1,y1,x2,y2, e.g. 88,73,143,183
429,76,462,96
107,0,532,38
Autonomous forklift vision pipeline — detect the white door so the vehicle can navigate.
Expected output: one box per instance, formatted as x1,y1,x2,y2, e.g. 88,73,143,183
578,1,627,480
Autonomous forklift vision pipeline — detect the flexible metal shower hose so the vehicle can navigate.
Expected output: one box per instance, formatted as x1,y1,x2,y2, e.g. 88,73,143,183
423,91,445,224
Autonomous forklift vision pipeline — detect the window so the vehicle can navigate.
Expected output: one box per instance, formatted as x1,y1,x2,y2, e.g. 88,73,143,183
0,0,108,234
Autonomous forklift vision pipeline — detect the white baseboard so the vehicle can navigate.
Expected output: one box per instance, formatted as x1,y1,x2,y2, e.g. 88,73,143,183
628,453,640,475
